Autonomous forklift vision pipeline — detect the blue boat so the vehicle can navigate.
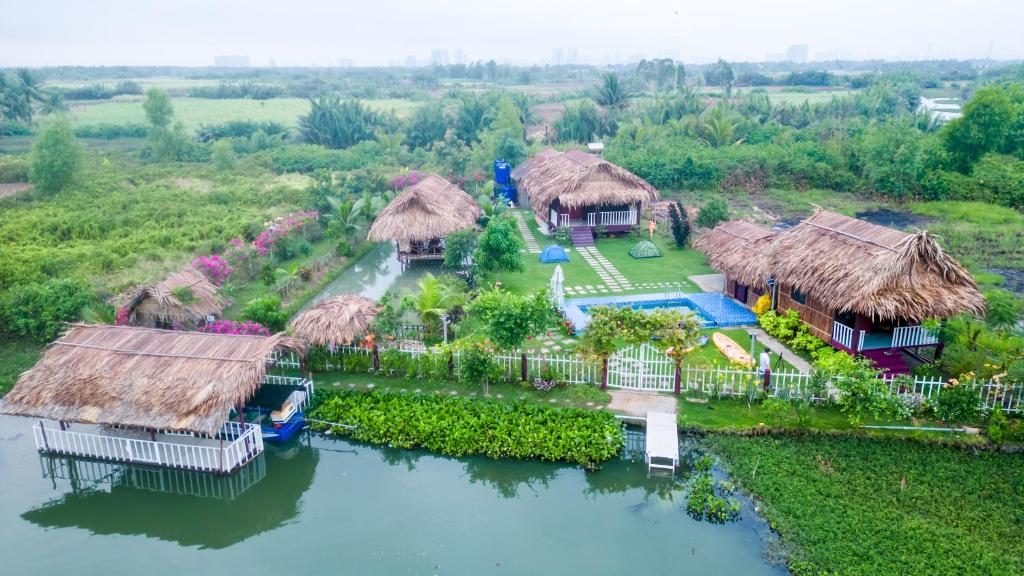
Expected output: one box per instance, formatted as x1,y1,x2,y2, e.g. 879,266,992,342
244,385,309,443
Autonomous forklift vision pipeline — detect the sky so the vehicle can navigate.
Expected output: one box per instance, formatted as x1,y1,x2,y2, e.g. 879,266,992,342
1,0,1022,67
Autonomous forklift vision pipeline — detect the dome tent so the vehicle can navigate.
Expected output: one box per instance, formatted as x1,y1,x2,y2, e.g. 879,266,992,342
539,245,569,263
629,240,662,259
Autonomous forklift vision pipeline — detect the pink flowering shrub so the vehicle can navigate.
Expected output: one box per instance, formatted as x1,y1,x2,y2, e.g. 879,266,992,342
225,237,260,280
388,170,425,191
200,319,271,336
192,255,233,286
253,211,319,257
115,306,130,326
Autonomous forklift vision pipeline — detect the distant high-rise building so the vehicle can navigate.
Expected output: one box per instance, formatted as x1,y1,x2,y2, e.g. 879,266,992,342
567,48,578,66
431,49,450,66
214,55,250,67
551,48,564,66
785,44,809,63
405,55,418,67
454,49,466,65
336,58,354,68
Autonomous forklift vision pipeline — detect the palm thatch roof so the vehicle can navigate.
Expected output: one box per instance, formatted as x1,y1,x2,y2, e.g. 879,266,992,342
517,149,659,212
696,210,985,322
289,294,378,347
767,210,984,321
0,324,306,435
115,269,225,330
367,174,480,243
693,220,776,288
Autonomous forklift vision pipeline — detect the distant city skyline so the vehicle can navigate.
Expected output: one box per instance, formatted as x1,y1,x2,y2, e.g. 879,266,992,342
1,0,1021,67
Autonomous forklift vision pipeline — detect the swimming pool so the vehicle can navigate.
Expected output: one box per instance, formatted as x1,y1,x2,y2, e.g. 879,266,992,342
562,292,757,334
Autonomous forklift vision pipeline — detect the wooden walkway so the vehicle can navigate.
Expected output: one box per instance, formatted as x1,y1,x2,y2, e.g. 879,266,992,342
644,411,679,474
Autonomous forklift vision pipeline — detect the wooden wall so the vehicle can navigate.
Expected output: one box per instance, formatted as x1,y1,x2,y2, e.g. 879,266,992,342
776,282,834,341
724,276,763,308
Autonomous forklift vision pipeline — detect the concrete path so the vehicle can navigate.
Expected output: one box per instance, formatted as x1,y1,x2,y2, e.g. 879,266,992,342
750,327,813,373
512,211,542,254
688,273,725,293
607,389,677,418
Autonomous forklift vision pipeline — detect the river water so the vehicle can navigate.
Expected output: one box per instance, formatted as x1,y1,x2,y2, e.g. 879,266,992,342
0,415,785,575
305,242,441,309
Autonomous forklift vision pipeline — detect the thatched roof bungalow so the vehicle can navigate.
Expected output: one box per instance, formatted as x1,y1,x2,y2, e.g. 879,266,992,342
696,210,984,367
367,174,480,263
692,220,776,308
513,149,658,244
289,294,378,348
2,324,305,434
116,268,225,330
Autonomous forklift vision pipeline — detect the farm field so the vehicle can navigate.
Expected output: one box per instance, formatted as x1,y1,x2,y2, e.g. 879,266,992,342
66,97,422,130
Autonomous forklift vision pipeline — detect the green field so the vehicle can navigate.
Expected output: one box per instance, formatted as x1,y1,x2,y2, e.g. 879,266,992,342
699,86,857,105
67,97,422,130
44,76,223,90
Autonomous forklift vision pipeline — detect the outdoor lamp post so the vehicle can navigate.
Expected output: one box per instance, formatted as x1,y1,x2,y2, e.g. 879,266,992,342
442,314,450,344
748,331,757,367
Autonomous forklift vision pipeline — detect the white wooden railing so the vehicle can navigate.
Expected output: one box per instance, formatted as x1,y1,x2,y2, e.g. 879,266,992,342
32,421,264,474
892,325,940,348
832,321,854,349
262,374,315,411
586,210,637,227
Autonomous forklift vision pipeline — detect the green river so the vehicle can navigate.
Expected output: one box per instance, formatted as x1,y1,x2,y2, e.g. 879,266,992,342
0,415,785,575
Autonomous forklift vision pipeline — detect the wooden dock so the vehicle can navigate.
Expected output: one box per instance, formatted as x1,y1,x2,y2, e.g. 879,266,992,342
644,411,679,474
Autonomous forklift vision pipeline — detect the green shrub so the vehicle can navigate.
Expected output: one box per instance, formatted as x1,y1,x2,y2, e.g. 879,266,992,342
696,198,729,228
241,295,288,332
335,241,353,257
987,407,1008,445
310,390,624,468
933,381,981,425
0,279,94,342
0,155,30,183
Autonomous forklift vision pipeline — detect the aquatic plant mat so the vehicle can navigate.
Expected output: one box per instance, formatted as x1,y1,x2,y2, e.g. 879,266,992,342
709,435,1024,576
310,390,624,469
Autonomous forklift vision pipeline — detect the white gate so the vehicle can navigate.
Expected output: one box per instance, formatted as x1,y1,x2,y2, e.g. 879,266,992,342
606,343,675,391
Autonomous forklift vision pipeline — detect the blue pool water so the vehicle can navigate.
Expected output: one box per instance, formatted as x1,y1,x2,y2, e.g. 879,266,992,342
563,292,757,334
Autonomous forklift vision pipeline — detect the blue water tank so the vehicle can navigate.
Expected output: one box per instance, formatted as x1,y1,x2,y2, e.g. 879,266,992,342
494,159,511,185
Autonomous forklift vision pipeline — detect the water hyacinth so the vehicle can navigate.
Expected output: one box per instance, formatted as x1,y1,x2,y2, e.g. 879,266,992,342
191,254,233,285
200,319,271,336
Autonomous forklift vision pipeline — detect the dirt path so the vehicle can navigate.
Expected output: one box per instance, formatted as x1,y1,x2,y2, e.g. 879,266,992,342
0,183,31,199
606,389,677,417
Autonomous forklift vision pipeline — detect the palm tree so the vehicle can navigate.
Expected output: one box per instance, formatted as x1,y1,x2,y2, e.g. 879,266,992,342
455,96,490,143
698,106,744,148
325,196,364,240
407,273,467,332
594,73,633,111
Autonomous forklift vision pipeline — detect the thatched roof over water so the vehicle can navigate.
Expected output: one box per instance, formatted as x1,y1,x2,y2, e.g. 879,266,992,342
693,220,776,288
367,174,480,243
516,149,659,212
696,210,985,321
289,294,378,347
116,269,225,330
0,325,306,435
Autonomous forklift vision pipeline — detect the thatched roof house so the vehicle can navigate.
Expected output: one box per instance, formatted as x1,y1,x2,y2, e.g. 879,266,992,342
367,174,480,262
289,294,378,348
514,149,658,240
693,220,776,302
767,210,984,323
0,324,305,435
116,268,225,330
696,210,984,363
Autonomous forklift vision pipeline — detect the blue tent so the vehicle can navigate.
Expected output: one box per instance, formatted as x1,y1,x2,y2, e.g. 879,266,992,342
539,245,569,263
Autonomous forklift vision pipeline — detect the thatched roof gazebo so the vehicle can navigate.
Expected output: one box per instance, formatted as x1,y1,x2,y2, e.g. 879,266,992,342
289,294,378,348
514,149,658,239
1,324,305,435
115,268,225,330
367,173,480,263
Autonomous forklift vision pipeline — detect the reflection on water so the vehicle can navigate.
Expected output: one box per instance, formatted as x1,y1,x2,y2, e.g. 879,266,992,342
307,242,442,308
1,415,784,575
23,443,318,549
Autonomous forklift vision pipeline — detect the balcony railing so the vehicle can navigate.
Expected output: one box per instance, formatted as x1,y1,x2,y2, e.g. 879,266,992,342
586,210,637,227
32,420,264,475
891,325,941,348
831,321,854,349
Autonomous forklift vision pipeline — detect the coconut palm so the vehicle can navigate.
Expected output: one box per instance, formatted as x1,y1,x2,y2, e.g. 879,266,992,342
698,106,744,148
455,96,491,143
407,273,467,332
324,196,364,240
594,72,633,111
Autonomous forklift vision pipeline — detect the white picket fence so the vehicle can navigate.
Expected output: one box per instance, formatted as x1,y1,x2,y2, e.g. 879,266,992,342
286,346,1024,414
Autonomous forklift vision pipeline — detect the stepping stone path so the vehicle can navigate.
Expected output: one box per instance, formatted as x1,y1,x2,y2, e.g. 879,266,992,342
575,246,633,291
512,211,542,254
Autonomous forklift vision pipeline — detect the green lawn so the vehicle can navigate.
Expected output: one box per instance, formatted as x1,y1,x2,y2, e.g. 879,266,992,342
296,371,612,410
68,97,421,131
683,328,795,370
487,211,714,296
0,336,41,396
709,435,1024,576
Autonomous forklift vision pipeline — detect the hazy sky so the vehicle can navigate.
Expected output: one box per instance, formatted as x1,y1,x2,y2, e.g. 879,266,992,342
1,0,1021,67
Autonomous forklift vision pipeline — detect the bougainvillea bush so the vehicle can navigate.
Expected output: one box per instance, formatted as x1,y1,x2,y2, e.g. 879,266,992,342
253,210,319,257
191,255,233,286
200,319,271,336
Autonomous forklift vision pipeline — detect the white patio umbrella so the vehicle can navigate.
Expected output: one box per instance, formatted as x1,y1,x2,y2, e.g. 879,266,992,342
550,265,565,308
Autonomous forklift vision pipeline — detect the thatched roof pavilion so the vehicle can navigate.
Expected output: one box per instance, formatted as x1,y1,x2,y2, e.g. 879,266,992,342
766,210,984,322
116,269,225,330
693,220,776,289
0,324,305,435
516,149,659,213
367,174,480,244
289,294,378,348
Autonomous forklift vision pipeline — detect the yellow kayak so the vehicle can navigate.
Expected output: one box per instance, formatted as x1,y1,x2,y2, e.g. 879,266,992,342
712,332,753,367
